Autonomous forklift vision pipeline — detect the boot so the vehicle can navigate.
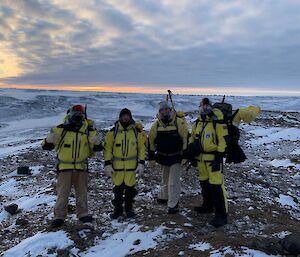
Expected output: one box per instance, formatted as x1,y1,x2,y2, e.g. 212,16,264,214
168,202,179,214
110,199,123,219
79,215,93,223
110,185,124,219
210,214,228,228
194,180,213,213
210,184,228,227
51,219,64,228
124,186,137,218
157,198,168,205
110,208,123,219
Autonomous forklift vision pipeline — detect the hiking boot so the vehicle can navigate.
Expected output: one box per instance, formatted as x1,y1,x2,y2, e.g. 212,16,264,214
194,205,213,213
157,198,168,205
168,203,179,214
126,210,136,218
209,215,228,228
51,219,64,228
110,209,123,219
79,215,93,223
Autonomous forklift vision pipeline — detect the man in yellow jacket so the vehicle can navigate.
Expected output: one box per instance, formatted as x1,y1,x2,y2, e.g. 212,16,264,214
103,108,146,219
188,98,228,227
149,101,189,214
42,105,102,228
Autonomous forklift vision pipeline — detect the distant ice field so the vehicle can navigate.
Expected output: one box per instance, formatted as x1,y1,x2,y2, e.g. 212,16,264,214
0,88,300,159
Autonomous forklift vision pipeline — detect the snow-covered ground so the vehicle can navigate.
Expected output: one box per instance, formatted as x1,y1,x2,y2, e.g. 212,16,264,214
0,88,300,257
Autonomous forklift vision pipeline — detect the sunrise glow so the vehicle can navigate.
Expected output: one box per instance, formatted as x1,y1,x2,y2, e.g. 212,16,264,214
1,84,300,96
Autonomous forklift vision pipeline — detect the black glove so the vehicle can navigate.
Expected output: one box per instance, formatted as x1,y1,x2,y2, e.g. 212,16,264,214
211,152,224,172
148,150,156,161
93,144,103,152
42,141,55,151
191,159,198,167
187,141,203,158
182,149,190,159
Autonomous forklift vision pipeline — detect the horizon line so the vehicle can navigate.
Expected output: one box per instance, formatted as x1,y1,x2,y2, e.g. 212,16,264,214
1,84,300,97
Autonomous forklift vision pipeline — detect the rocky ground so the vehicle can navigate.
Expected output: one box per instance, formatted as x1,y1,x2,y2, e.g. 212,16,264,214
0,110,299,256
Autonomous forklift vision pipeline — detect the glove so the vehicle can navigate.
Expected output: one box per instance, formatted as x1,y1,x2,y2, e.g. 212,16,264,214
46,133,57,144
89,135,101,145
211,152,224,172
182,149,190,160
136,164,145,178
148,151,156,161
104,165,114,177
187,141,203,158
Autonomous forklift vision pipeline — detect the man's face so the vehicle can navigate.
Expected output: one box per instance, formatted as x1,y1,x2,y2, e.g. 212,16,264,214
159,107,171,116
199,100,212,115
120,113,131,123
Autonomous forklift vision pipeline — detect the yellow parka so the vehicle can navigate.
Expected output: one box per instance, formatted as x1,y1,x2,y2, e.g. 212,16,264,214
104,122,146,187
189,109,228,162
42,120,99,171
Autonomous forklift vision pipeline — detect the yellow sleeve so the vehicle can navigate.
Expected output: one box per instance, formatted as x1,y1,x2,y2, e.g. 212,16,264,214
233,106,261,126
137,132,146,162
177,118,189,150
188,122,197,144
216,122,228,153
103,131,114,161
148,121,158,151
41,127,62,148
88,129,98,156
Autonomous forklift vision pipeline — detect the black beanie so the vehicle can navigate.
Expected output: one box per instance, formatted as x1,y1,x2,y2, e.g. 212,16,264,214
119,108,132,119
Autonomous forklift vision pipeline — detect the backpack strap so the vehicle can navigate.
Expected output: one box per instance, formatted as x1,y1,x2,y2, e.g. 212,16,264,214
57,127,68,151
230,109,240,123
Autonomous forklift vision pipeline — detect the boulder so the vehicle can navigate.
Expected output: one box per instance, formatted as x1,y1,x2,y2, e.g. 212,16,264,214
17,166,31,175
4,203,19,214
280,234,300,255
16,218,29,226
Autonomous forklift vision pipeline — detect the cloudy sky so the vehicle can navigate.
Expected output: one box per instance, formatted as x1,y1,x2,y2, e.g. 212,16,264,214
1,0,300,95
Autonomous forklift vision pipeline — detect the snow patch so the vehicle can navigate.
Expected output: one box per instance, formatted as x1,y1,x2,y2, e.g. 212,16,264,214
272,231,291,239
0,142,40,158
2,231,74,257
277,194,298,209
0,178,18,196
247,127,300,146
270,159,299,168
6,165,44,178
210,246,279,257
83,224,165,257
291,148,300,155
189,242,212,251
15,194,56,211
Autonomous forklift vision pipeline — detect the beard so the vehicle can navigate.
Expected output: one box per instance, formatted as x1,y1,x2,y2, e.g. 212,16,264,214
199,106,213,115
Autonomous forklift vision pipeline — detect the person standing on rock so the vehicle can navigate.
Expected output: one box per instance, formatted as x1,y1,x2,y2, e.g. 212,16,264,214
42,105,102,228
148,101,189,214
188,98,228,227
103,108,146,219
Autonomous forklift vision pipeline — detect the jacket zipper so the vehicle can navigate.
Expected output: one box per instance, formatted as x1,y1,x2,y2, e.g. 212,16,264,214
72,139,74,159
124,131,127,156
74,132,79,169
78,140,81,158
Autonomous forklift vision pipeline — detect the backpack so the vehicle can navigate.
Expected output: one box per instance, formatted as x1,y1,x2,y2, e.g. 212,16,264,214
212,96,246,164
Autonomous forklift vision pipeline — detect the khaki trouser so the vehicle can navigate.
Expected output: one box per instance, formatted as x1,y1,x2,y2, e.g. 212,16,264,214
54,170,89,220
159,163,181,208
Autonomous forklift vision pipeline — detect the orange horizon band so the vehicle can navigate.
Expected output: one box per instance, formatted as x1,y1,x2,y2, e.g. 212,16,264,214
0,84,299,96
